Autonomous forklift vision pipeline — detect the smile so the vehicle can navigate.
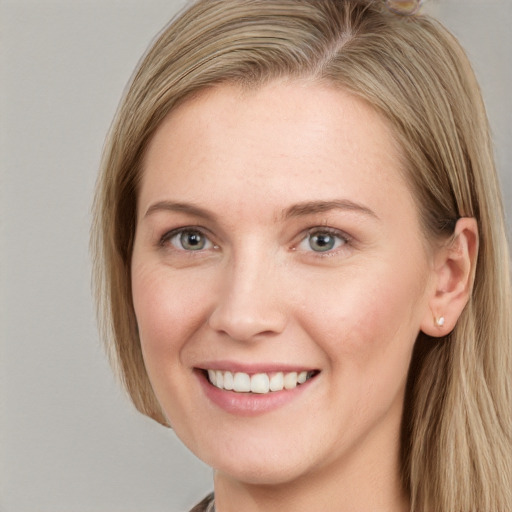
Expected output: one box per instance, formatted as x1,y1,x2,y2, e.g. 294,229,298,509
205,369,319,394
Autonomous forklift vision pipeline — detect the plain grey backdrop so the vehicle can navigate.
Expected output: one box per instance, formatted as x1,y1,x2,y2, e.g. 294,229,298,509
0,1,510,511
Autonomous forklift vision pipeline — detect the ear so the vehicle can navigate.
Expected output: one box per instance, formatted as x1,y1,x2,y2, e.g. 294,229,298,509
421,217,479,337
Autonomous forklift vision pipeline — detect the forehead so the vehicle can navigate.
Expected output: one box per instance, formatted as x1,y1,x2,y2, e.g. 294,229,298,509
138,81,414,225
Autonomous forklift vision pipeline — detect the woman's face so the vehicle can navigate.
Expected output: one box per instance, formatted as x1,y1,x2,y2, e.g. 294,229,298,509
131,82,437,485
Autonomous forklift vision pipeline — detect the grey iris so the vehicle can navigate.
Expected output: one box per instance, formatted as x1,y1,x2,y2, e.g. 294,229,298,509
309,232,335,252
180,231,206,250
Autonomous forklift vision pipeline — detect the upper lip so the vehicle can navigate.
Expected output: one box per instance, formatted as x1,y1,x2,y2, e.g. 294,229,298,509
196,361,318,374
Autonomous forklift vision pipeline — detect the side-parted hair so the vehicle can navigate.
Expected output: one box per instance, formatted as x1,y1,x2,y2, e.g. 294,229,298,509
92,1,511,510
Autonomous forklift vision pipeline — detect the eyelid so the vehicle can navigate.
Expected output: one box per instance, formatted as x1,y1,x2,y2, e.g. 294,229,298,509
296,226,352,254
158,225,352,256
159,226,217,251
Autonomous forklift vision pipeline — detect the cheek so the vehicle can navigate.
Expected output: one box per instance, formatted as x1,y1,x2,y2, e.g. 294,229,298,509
131,263,211,362
298,266,427,436
298,260,427,372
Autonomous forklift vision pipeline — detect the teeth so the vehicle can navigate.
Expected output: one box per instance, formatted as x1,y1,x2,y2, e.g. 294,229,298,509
215,370,224,389
284,372,298,390
223,371,234,390
206,369,316,394
250,373,270,394
269,372,284,391
233,372,251,392
297,370,308,384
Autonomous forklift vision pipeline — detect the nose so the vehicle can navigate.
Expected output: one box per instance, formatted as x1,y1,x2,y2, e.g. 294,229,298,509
208,251,287,342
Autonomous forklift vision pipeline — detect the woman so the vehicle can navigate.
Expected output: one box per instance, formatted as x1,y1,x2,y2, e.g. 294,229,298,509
92,0,511,510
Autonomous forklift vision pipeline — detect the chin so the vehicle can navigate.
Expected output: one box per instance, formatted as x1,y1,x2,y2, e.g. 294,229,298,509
194,433,319,486
213,458,309,486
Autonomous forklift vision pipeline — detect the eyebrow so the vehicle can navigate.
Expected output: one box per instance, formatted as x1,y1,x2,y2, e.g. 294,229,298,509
144,201,217,220
283,199,378,220
143,198,378,222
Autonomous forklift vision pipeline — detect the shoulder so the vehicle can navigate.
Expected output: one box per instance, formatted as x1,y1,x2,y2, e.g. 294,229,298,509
189,493,214,512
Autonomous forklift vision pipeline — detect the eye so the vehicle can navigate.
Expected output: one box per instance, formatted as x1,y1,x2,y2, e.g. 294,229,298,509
164,228,215,251
298,229,348,253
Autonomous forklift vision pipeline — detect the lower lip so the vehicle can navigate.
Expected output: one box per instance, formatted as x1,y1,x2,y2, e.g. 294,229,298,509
196,371,316,417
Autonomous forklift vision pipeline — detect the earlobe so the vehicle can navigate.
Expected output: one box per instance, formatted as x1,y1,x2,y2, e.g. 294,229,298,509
421,217,479,337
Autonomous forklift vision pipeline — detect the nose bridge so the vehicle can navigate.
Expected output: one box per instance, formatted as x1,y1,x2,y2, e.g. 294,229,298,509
208,243,286,341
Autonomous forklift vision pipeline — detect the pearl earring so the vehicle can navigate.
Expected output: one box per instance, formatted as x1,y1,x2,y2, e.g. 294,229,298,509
435,316,445,327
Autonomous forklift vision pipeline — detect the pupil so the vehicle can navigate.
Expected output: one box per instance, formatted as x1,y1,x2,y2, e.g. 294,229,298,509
311,233,334,252
181,231,204,250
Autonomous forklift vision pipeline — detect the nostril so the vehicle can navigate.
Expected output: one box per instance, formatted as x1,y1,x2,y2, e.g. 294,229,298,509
207,308,286,342
206,267,288,341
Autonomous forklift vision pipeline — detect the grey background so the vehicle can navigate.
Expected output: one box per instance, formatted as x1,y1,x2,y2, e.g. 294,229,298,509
0,1,510,511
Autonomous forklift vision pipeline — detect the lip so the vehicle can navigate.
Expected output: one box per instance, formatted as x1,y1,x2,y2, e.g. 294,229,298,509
195,365,319,417
197,360,314,374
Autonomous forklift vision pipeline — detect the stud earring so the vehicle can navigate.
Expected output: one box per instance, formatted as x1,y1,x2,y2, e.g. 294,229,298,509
435,316,445,327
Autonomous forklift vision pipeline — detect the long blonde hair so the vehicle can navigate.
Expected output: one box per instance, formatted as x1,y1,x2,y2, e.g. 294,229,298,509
92,1,511,510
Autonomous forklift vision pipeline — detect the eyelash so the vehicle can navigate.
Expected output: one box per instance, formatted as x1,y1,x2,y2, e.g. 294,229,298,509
159,226,352,256
159,226,217,253
296,227,351,256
